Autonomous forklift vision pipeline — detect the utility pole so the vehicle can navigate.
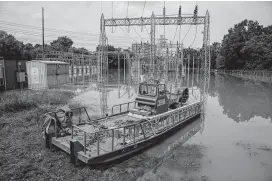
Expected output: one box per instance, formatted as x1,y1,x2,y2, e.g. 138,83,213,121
42,7,45,60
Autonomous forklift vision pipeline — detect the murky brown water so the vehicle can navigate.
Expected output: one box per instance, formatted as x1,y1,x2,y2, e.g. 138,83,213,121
73,70,272,181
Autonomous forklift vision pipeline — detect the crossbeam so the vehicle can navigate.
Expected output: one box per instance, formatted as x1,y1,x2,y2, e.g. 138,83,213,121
104,16,205,26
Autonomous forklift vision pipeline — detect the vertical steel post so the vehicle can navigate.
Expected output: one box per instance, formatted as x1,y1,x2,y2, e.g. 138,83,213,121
123,127,126,148
112,129,114,151
150,12,155,78
97,132,100,155
84,132,86,154
118,52,120,98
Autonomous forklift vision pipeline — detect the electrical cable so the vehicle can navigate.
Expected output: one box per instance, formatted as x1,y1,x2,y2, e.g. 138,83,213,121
131,26,145,42
1,27,140,44
181,24,192,43
188,24,198,48
0,21,149,39
126,1,129,18
119,26,137,43
0,23,149,40
141,1,146,17
172,25,179,43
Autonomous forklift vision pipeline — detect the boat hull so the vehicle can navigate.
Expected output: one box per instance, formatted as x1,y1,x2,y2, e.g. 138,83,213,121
86,113,200,166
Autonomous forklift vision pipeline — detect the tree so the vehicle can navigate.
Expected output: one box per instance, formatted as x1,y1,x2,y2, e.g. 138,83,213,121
215,55,225,69
241,34,272,70
50,36,73,52
210,42,221,69
219,19,272,70
23,43,34,61
0,31,22,59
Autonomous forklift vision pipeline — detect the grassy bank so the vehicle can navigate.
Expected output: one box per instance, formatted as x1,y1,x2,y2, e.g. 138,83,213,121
0,90,77,180
0,90,204,181
0,90,143,181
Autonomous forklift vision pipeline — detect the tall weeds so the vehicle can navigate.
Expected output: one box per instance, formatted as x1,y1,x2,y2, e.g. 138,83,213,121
0,90,74,115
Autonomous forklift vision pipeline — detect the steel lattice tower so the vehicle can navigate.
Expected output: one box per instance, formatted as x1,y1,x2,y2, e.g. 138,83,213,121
98,7,210,120
98,14,108,117
200,10,210,134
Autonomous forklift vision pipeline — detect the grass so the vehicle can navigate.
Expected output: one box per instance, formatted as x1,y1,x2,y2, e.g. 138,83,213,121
0,89,205,181
0,90,143,181
0,90,74,115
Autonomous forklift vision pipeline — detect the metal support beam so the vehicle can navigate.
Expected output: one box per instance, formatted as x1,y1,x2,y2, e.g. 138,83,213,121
150,12,156,77
104,16,205,26
200,10,210,134
98,14,108,117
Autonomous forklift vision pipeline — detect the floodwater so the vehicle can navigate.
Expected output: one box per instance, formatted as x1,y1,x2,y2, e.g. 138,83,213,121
72,69,272,181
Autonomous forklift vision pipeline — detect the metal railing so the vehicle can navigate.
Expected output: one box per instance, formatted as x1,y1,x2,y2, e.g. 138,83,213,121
43,107,92,138
215,69,272,83
111,101,136,115
71,101,203,157
70,107,92,124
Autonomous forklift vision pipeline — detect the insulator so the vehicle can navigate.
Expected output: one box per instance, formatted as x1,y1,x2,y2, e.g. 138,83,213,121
178,6,181,16
194,5,198,16
163,6,165,16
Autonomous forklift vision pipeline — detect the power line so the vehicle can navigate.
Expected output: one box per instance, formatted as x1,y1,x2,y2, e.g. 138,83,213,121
172,25,179,43
141,1,146,17
132,26,145,42
0,21,149,39
126,1,129,18
0,25,149,41
144,26,150,39
119,26,137,43
181,24,192,43
1,27,142,43
0,20,98,37
188,25,198,48
1,29,137,50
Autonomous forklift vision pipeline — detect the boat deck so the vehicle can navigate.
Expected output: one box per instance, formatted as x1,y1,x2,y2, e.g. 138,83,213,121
53,113,144,158
48,101,203,165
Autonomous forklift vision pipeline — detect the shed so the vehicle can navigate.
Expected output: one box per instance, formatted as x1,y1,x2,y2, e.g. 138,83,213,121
26,60,69,90
0,57,27,91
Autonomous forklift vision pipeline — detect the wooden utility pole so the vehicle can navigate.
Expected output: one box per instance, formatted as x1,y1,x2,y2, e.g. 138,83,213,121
42,7,45,60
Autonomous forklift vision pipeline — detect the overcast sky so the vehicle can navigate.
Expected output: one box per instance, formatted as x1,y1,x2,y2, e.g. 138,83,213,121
0,1,272,51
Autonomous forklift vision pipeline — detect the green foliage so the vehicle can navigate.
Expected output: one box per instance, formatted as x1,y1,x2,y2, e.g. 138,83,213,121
219,19,272,70
0,31,93,60
96,44,126,69
0,90,74,114
0,31,22,59
50,36,73,52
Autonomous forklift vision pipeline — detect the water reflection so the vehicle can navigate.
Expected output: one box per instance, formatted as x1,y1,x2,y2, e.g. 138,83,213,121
209,73,272,122
136,117,202,181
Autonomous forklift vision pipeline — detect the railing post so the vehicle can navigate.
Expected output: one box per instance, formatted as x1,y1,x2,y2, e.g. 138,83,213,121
112,129,114,151
79,108,82,124
71,126,74,139
123,127,126,147
84,132,86,154
97,132,100,155
133,124,136,144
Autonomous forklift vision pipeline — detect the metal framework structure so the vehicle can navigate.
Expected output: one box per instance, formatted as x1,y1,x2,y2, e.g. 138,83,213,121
103,13,205,78
99,7,211,123
97,14,109,116
199,11,210,133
